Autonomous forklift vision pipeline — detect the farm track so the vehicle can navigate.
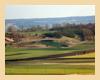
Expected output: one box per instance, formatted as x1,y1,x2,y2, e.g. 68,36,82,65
6,49,95,61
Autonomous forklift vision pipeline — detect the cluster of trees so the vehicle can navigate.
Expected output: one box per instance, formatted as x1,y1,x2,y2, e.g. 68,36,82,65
6,23,95,41
50,23,95,41
6,25,26,42
43,32,62,38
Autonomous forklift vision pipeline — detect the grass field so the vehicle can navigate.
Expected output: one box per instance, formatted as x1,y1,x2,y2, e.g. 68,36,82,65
20,31,55,35
5,42,95,75
6,63,94,75
63,52,95,58
6,46,77,60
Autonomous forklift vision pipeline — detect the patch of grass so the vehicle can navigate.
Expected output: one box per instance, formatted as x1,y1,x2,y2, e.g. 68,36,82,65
63,52,95,58
5,64,95,75
5,42,95,60
5,42,95,75
21,31,55,35
5,46,25,53
6,48,76,60
70,42,95,50
6,46,78,60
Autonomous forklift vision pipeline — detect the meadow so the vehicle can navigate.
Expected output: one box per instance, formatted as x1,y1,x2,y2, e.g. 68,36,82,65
5,42,95,75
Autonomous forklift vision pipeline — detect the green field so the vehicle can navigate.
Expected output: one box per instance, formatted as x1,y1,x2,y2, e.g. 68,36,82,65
6,63,94,75
6,46,77,60
5,42,95,75
20,31,55,35
63,52,95,58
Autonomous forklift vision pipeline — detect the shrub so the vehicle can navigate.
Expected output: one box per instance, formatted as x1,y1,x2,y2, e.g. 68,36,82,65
43,32,62,38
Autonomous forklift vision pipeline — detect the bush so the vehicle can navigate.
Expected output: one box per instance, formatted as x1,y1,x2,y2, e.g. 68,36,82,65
43,32,62,38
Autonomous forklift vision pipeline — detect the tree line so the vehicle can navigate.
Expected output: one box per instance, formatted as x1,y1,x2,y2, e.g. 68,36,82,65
6,23,95,41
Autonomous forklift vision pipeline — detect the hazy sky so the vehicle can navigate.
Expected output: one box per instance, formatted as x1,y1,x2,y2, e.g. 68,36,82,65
6,5,95,19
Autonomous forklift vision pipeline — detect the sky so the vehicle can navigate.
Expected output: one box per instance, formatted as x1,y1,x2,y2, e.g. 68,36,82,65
5,5,95,19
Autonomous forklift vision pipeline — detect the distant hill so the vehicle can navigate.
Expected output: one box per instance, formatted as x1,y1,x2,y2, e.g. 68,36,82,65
5,16,95,28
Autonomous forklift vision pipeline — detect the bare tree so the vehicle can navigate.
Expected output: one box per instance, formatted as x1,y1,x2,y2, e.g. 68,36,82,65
7,25,18,33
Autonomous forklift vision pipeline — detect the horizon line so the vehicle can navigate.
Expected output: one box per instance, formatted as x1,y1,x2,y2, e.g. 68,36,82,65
5,15,95,20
